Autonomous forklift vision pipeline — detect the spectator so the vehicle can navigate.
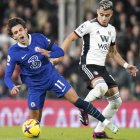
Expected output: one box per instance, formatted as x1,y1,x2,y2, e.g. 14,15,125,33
133,83,140,101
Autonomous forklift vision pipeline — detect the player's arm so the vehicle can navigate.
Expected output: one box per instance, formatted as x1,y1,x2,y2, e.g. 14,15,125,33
52,21,89,64
37,34,64,58
37,43,64,58
62,32,79,53
49,32,79,65
108,45,138,76
4,54,21,95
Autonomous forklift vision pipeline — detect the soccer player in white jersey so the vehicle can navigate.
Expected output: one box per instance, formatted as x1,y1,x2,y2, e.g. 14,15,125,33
54,0,138,139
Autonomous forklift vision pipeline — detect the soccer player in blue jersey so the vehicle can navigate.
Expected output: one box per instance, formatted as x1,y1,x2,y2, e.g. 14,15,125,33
4,17,118,134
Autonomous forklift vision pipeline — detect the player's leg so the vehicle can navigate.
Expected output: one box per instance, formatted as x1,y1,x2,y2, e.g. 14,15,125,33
28,88,46,122
52,75,107,124
79,65,108,125
84,77,108,102
93,71,122,138
78,76,108,125
51,75,118,133
64,87,118,134
93,87,122,138
29,109,43,122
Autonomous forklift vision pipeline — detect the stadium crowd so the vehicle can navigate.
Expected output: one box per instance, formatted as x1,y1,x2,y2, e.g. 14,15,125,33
0,0,140,101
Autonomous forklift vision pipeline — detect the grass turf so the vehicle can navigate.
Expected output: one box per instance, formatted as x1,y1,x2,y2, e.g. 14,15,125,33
0,127,140,140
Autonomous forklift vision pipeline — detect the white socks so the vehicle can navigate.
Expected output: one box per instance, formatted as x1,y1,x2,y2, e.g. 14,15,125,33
94,92,122,132
84,81,122,133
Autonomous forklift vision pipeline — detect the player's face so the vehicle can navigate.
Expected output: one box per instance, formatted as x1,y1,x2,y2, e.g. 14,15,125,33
97,9,113,26
11,24,29,45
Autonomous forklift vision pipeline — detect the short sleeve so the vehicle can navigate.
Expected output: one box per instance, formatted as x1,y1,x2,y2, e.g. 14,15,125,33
74,21,91,37
111,27,116,44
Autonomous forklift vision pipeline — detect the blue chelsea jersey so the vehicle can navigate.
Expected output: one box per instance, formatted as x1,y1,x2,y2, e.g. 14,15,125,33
5,33,62,89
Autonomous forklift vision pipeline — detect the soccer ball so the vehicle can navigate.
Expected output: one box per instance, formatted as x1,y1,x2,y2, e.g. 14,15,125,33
22,119,41,138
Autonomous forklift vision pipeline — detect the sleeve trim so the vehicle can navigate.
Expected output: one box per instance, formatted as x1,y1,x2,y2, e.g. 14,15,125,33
74,31,82,38
110,42,115,46
47,41,54,51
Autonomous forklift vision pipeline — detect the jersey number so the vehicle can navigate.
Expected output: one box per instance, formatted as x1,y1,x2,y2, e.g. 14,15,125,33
55,80,66,92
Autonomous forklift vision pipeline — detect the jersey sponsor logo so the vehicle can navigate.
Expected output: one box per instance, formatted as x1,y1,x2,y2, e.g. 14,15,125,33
98,43,110,50
98,35,110,51
28,55,42,69
21,54,27,59
100,35,109,42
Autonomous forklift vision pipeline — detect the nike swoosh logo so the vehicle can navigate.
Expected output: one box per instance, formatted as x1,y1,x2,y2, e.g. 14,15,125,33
62,86,66,92
21,54,27,59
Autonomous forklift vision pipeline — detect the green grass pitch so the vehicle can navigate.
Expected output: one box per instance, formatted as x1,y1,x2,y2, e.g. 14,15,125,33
0,127,140,140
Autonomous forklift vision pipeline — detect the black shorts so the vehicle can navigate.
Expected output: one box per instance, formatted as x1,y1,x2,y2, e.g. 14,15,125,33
79,64,118,89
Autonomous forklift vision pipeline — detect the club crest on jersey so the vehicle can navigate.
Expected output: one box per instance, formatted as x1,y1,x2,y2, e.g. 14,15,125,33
108,31,111,36
96,30,100,34
35,46,40,52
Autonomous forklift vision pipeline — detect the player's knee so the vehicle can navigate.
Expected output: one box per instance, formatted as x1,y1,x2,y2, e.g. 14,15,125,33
95,82,108,96
109,96,122,110
115,97,122,108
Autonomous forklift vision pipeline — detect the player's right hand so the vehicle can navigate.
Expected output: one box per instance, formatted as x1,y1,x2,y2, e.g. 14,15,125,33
127,64,138,77
10,85,21,95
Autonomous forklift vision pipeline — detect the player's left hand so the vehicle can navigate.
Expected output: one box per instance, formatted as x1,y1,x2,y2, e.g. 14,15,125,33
10,85,21,95
50,57,63,65
127,64,138,76
37,48,50,58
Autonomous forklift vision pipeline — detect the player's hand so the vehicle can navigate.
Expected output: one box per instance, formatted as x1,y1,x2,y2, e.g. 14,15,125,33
127,64,138,77
50,57,63,65
37,48,50,58
10,85,21,95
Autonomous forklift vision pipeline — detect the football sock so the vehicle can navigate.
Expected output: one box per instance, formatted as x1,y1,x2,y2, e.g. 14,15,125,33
74,98,105,122
94,92,122,132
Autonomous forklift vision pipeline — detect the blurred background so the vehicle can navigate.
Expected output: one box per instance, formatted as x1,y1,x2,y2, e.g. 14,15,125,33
0,0,140,127
0,0,140,101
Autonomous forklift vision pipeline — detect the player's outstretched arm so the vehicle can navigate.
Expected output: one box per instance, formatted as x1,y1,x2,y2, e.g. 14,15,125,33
126,64,138,77
37,44,64,58
61,32,79,53
108,45,138,76
51,32,79,65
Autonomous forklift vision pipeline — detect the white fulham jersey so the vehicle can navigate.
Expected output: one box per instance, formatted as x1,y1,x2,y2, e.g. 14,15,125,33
74,19,116,66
